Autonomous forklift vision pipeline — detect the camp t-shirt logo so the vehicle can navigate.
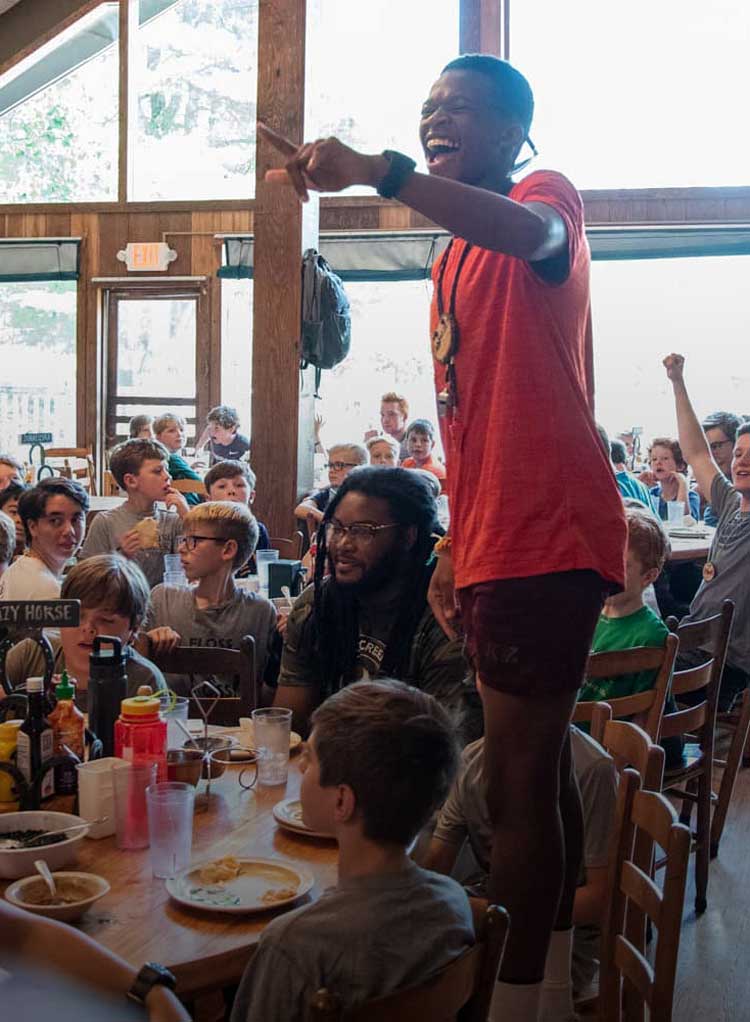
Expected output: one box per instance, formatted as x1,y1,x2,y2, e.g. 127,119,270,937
357,634,386,678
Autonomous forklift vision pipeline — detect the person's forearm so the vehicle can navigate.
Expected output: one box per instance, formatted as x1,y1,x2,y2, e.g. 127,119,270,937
671,377,711,463
360,156,555,256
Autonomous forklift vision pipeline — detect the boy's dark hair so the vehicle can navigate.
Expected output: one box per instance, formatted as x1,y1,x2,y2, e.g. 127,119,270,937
109,438,169,489
128,413,153,438
405,418,436,443
204,459,256,493
738,422,750,441
18,478,89,544
61,554,150,629
312,467,438,697
207,405,241,432
626,506,669,575
648,437,687,473
442,54,534,139
311,679,459,845
701,410,742,442
0,482,29,512
610,440,628,464
595,423,611,459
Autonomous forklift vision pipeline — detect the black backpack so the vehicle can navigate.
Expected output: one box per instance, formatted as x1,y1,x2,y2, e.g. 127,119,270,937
300,248,351,397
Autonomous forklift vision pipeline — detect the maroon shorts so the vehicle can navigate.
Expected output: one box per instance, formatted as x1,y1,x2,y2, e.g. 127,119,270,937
458,570,609,697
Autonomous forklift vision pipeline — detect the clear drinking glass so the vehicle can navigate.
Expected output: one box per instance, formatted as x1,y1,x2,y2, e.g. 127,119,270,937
252,707,292,786
112,762,157,850
146,781,195,878
255,549,279,593
667,500,684,525
159,694,190,749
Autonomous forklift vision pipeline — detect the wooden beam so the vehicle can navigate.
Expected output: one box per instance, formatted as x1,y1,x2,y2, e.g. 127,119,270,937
252,0,319,539
460,0,504,57
0,0,100,75
118,0,136,204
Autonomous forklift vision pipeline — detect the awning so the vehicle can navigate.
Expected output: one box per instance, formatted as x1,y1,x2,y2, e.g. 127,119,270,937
0,238,81,281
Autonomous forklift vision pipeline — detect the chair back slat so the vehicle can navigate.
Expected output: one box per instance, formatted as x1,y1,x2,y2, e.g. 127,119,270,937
170,478,207,496
149,635,257,724
671,660,714,697
660,703,707,741
613,936,655,1007
269,532,305,561
620,861,662,924
600,719,666,791
308,905,509,1022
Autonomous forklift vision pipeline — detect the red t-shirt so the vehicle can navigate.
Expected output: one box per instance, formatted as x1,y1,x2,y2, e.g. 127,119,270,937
431,170,626,592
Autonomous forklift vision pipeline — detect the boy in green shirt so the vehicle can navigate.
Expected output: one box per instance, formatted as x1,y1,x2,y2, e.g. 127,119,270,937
579,505,669,703
154,413,204,507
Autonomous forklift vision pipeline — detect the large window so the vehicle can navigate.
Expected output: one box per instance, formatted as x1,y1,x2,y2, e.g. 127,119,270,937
130,0,259,201
317,279,442,449
592,254,750,444
0,282,77,457
510,0,750,189
0,4,118,203
305,0,459,193
221,279,253,437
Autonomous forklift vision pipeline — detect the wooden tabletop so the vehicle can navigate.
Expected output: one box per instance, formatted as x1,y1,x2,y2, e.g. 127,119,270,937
667,526,715,563
1,758,338,998
87,496,126,518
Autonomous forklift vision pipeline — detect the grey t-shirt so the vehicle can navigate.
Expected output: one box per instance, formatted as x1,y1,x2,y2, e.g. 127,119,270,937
433,726,617,996
5,633,166,711
80,505,182,588
230,862,474,1022
149,584,276,695
681,473,750,672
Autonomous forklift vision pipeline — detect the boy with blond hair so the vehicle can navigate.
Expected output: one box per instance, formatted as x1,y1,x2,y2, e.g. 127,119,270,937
231,679,474,1022
6,554,165,710
294,442,368,526
153,412,204,506
146,501,276,693
81,439,188,588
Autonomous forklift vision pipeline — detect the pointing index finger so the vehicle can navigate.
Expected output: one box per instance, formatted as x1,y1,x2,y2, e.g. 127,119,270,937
257,120,299,157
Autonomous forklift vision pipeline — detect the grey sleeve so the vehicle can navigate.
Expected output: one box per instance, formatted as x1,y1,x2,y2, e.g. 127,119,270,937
230,942,308,1022
580,758,618,869
146,585,167,631
80,514,114,559
710,473,736,522
433,774,470,848
4,640,39,689
253,602,278,679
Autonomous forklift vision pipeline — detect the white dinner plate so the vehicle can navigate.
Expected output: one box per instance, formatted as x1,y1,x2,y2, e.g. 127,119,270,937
273,798,335,840
166,857,313,914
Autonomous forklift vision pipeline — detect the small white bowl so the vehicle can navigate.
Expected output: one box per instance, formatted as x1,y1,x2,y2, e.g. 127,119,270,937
0,811,89,880
5,870,109,923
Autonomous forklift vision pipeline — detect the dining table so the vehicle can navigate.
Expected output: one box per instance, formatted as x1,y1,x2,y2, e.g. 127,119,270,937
86,495,126,523
0,751,338,1000
666,525,715,564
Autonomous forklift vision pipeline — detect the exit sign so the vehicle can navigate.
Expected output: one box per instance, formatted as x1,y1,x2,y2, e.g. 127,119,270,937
117,242,177,272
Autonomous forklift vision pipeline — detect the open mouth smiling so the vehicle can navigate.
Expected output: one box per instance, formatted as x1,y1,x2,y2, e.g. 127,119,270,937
425,136,461,165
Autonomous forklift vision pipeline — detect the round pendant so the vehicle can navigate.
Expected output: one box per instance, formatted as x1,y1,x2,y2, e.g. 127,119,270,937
432,313,456,364
702,561,716,583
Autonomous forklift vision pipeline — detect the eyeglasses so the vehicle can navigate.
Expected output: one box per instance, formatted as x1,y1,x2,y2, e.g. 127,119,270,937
709,440,732,453
176,535,227,551
325,521,401,544
325,462,358,472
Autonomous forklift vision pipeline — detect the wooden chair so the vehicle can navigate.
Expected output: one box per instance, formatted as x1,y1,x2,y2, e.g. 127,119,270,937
665,601,744,860
102,469,120,496
598,769,691,1022
269,531,305,560
147,635,257,726
308,904,509,1022
574,635,678,743
596,715,666,794
170,477,207,497
40,446,97,495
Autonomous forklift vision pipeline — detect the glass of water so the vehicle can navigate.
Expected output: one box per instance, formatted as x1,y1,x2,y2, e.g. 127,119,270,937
252,707,292,786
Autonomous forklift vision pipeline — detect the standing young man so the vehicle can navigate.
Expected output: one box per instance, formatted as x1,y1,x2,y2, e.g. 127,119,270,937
261,54,625,1020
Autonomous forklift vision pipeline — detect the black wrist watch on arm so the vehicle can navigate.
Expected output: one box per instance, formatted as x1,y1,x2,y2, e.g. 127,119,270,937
376,150,417,199
127,962,178,1005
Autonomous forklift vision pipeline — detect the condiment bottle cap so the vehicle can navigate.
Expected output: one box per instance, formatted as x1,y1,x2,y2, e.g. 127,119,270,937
121,695,161,716
55,668,76,701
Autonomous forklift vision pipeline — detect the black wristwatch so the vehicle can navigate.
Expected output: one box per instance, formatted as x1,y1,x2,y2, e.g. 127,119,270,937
127,962,177,1004
376,150,417,198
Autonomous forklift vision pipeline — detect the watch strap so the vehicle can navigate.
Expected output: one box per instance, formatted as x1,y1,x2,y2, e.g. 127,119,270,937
376,150,417,199
127,962,177,1004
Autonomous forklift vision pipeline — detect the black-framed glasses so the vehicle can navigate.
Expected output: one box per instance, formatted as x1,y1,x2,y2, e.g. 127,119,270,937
325,521,401,544
709,440,732,453
325,461,358,472
176,535,228,551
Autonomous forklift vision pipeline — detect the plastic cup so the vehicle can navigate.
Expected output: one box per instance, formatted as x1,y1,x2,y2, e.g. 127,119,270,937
146,781,195,878
256,549,279,593
252,707,291,786
112,762,157,850
163,554,183,573
75,756,127,839
667,501,684,525
159,695,190,749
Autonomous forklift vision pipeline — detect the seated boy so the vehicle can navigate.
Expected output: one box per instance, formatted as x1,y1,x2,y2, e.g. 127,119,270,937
80,439,188,588
365,433,400,467
230,679,474,1022
153,412,204,506
146,501,276,694
196,404,251,465
128,413,154,439
0,482,29,559
401,419,446,485
294,442,368,528
0,478,88,600
203,459,270,551
421,720,617,1005
0,510,15,578
5,554,165,711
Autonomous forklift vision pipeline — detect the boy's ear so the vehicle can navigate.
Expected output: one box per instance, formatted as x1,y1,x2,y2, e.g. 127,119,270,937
334,783,357,825
249,489,256,505
222,538,238,562
123,471,138,492
642,566,660,588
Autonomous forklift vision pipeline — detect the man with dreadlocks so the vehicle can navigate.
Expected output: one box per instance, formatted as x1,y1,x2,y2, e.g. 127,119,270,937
274,468,475,737
262,53,626,1022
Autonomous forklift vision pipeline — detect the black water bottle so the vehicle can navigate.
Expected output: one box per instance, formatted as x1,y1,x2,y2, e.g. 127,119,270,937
88,636,128,757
